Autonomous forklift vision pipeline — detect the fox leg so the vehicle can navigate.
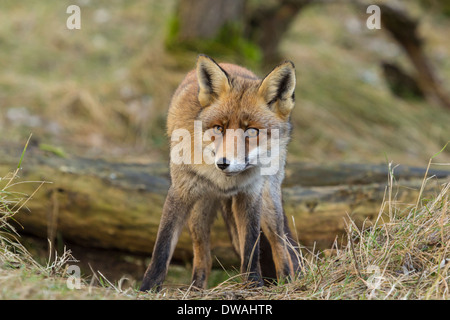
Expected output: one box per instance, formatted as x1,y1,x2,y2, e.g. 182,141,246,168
282,209,301,275
140,187,194,292
223,198,278,282
259,231,277,282
261,184,298,282
220,199,240,256
232,192,264,287
188,198,217,289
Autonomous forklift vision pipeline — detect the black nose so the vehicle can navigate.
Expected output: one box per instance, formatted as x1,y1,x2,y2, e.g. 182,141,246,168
216,157,230,170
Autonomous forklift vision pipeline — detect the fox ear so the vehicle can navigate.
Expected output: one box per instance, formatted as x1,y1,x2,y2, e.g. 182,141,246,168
258,61,296,118
196,55,231,107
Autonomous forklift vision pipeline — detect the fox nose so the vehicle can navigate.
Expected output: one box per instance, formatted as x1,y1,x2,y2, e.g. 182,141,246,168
216,157,230,171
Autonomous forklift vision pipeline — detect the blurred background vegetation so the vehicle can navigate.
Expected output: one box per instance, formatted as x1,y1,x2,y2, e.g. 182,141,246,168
0,0,449,166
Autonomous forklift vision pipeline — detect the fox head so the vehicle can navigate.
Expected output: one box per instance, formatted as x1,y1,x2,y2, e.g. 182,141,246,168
195,54,296,176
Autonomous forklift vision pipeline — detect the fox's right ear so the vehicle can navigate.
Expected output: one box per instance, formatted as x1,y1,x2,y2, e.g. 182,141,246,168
258,61,296,119
196,55,231,107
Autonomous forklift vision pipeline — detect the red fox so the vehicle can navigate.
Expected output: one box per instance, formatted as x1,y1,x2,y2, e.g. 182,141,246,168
140,55,300,291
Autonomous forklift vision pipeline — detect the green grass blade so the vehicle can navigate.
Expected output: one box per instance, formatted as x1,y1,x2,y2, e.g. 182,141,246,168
17,134,32,169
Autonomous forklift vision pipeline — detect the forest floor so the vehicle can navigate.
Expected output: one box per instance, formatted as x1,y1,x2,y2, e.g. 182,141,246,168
1,159,448,299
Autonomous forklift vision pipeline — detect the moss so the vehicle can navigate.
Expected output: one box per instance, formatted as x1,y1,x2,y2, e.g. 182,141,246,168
165,16,262,70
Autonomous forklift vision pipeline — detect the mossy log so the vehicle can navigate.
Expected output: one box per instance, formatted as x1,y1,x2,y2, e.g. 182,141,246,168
1,144,448,265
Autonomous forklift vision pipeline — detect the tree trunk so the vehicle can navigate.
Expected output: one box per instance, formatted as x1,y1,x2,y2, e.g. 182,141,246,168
173,0,311,66
379,4,450,110
246,0,311,65
1,143,448,265
176,0,246,41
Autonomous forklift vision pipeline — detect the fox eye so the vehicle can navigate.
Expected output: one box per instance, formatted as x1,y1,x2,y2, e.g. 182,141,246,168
246,127,259,137
213,125,224,135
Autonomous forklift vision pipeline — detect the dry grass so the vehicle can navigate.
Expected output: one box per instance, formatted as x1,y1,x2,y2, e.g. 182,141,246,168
0,147,133,299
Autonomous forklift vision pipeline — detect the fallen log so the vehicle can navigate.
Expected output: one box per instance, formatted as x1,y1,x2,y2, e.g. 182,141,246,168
1,143,448,265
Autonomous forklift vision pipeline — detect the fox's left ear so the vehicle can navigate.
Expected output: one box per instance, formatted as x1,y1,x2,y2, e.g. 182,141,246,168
196,54,231,107
258,61,296,118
